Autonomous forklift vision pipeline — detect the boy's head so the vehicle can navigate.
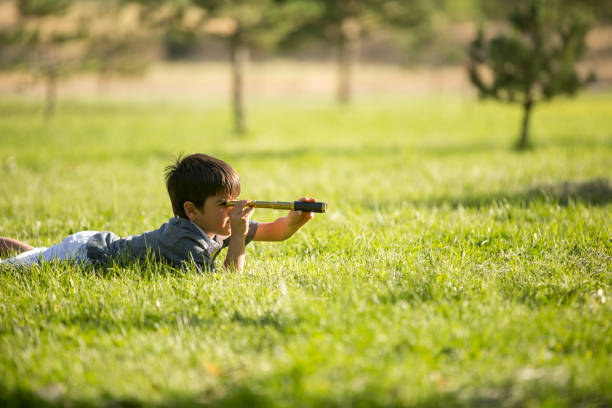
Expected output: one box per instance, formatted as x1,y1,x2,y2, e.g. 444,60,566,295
165,153,240,219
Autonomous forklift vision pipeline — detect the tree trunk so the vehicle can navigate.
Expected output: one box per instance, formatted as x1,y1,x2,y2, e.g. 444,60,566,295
230,32,248,135
517,99,533,150
97,69,111,94
336,20,359,105
336,36,350,104
44,68,57,119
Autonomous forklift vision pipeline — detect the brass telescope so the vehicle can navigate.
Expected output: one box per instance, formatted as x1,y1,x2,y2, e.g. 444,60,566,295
223,200,328,213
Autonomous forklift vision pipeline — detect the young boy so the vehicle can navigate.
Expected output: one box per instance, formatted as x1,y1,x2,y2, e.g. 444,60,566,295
0,153,317,272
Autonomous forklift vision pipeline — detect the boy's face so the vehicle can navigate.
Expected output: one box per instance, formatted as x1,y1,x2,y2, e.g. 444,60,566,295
188,193,234,238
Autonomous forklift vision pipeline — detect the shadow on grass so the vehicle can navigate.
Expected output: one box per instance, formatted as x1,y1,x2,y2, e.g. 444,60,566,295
51,308,294,335
521,179,612,206
219,142,510,162
360,178,612,211
221,145,407,161
2,377,610,408
219,138,612,162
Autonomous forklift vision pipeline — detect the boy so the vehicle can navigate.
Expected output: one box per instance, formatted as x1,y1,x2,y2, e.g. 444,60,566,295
0,153,317,272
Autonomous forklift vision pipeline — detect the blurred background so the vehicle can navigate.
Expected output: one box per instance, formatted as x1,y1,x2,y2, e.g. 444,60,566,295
1,0,610,135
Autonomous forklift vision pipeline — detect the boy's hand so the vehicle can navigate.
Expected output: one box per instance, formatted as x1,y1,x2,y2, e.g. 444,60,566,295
225,200,254,272
286,197,316,232
229,200,255,238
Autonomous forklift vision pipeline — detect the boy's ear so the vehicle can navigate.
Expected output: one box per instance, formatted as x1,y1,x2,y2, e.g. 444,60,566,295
183,201,197,220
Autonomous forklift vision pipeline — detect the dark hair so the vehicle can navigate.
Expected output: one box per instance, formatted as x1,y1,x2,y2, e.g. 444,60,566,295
164,153,240,218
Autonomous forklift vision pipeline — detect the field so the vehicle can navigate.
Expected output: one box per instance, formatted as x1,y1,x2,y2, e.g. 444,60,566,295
1,91,611,407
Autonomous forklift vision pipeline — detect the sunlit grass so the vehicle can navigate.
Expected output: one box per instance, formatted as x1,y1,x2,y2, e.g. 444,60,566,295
1,93,611,406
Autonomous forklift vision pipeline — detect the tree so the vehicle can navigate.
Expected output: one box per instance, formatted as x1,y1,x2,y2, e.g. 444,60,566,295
132,0,299,134
0,0,86,117
0,0,150,116
477,0,612,24
279,0,430,104
468,0,595,150
190,0,303,134
83,2,155,91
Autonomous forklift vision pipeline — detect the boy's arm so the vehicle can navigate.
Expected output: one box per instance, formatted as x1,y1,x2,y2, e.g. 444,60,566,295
224,201,255,272
254,197,316,242
224,237,247,271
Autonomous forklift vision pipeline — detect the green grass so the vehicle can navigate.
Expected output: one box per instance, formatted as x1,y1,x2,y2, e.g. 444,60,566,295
1,93,611,407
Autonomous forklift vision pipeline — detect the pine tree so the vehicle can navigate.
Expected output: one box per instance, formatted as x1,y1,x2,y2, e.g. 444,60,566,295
468,0,594,150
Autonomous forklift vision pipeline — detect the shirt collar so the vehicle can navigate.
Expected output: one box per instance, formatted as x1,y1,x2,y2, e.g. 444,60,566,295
189,220,208,239
189,220,226,251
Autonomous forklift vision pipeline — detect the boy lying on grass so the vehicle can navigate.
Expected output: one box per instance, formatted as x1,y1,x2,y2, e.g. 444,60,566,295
0,153,317,272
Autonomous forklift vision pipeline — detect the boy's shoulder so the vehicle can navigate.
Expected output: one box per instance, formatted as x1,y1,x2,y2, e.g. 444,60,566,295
158,218,216,250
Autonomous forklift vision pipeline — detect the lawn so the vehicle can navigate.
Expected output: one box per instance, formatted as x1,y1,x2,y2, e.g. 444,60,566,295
1,93,611,407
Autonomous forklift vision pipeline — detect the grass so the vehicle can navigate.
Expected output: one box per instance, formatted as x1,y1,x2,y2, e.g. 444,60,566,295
1,92,611,407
